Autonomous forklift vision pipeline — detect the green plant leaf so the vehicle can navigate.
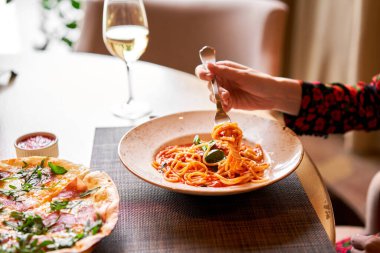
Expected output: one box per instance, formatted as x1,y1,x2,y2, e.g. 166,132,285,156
65,21,77,29
48,162,68,175
50,200,69,212
61,37,73,47
71,0,81,9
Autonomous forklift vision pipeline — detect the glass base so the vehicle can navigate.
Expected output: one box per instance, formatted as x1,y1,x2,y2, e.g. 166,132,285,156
112,100,151,120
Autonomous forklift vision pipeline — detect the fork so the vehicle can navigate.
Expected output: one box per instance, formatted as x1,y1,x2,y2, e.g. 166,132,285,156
199,46,231,125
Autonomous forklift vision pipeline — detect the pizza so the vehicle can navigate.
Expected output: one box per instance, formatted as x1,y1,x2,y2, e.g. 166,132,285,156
0,156,119,253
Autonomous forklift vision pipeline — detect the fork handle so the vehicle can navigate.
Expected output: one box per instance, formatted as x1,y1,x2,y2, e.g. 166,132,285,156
211,79,224,111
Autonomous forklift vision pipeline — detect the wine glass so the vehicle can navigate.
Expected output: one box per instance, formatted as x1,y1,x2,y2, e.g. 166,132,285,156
103,0,151,119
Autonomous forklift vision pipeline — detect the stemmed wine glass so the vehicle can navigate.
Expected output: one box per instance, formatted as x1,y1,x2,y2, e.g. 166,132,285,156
103,0,150,119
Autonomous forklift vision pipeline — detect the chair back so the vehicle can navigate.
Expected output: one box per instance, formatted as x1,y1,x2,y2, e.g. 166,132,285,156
365,171,380,234
75,0,288,75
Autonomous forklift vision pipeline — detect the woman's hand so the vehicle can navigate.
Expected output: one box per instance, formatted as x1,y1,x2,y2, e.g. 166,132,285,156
195,61,302,115
351,234,380,253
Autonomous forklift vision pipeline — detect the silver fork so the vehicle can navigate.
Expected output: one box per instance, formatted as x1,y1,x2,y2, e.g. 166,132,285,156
199,46,231,125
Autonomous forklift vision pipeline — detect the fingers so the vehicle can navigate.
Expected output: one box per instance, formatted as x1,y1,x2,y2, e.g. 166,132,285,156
352,234,380,253
195,64,213,81
350,249,364,253
352,234,371,250
215,60,249,70
207,63,246,82
208,87,232,112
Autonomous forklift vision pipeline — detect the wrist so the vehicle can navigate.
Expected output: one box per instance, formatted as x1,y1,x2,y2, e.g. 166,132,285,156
272,77,302,116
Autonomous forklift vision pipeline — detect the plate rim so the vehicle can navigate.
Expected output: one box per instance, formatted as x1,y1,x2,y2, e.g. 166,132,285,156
118,110,304,196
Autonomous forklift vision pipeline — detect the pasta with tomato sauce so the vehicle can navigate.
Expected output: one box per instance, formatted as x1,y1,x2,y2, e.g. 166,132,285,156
152,122,269,187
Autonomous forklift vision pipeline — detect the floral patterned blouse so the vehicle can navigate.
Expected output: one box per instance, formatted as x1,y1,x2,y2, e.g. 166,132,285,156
284,74,380,252
284,74,380,136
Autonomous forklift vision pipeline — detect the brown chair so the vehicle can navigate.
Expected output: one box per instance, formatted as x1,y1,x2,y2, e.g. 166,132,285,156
75,0,288,75
336,171,380,241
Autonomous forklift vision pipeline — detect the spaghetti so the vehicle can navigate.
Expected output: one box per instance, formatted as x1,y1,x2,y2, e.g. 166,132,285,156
152,122,269,187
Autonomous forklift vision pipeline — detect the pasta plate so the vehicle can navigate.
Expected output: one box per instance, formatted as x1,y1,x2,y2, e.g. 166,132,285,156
118,110,304,196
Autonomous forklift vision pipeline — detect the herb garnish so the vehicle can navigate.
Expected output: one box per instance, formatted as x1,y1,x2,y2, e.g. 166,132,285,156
50,200,69,212
193,135,216,151
5,234,54,253
48,162,67,175
193,135,201,145
22,161,29,168
79,187,100,198
0,176,18,182
204,149,225,163
6,211,48,235
40,158,46,168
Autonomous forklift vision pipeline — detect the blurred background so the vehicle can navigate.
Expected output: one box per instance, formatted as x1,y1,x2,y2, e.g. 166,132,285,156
1,0,380,227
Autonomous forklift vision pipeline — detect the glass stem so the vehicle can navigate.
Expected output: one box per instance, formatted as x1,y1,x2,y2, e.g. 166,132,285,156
125,61,133,104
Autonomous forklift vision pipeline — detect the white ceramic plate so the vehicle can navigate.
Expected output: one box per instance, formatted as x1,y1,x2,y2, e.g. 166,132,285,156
118,110,304,196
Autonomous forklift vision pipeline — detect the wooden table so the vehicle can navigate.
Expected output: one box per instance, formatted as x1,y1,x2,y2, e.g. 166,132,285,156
0,52,335,243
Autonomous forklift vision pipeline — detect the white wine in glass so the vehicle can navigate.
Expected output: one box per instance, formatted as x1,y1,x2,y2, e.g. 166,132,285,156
103,0,150,119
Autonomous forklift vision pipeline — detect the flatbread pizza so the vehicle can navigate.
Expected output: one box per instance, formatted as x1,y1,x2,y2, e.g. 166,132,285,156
0,156,119,252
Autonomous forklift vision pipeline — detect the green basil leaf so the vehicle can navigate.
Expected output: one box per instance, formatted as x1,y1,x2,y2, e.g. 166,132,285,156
205,149,225,163
48,162,67,175
9,185,17,190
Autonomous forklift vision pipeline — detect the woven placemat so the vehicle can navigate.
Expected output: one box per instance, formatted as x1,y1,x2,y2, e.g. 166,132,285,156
91,127,335,253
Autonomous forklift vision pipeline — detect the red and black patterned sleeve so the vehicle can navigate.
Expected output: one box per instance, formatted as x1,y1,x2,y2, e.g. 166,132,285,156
283,74,380,136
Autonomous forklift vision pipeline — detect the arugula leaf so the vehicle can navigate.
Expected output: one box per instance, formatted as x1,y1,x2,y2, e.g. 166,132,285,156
89,219,102,235
66,21,77,29
10,211,24,220
84,214,103,235
0,176,18,182
0,188,18,200
48,162,67,175
22,161,29,169
13,234,53,253
40,158,46,168
50,200,69,212
37,170,42,179
22,183,33,192
9,185,17,190
9,211,47,235
79,187,100,198
71,0,81,9
61,37,73,47
39,240,54,247
18,215,47,235
24,166,40,183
